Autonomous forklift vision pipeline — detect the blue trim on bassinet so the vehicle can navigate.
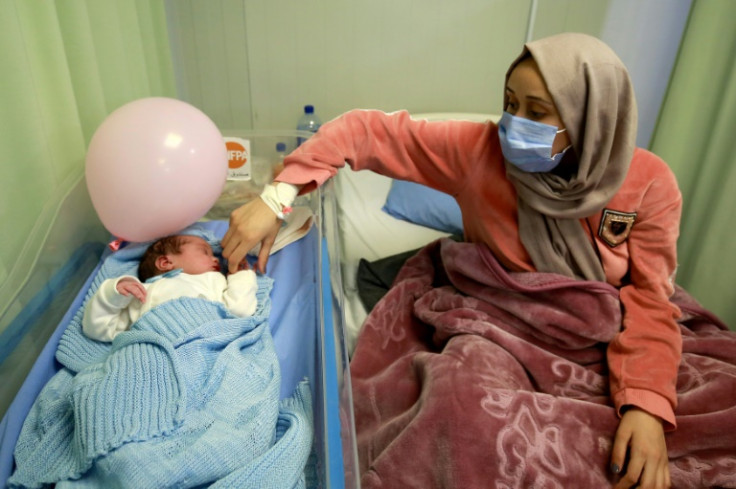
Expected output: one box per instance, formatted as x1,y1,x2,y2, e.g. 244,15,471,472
321,238,346,486
0,241,105,367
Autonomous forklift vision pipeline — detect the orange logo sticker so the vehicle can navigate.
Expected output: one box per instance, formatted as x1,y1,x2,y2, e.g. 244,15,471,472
226,140,248,169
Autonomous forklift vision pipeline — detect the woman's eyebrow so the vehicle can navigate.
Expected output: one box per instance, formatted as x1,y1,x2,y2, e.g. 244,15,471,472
505,87,554,107
528,96,554,107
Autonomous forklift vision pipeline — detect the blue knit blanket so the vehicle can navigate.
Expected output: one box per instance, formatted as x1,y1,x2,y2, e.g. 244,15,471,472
9,226,314,489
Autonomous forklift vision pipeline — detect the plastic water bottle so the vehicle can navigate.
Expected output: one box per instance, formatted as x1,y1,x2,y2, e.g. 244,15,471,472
273,142,287,179
296,104,322,145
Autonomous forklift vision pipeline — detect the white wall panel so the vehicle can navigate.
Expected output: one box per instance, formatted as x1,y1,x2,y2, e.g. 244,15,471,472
167,0,536,131
531,0,609,40
242,0,536,129
166,0,253,129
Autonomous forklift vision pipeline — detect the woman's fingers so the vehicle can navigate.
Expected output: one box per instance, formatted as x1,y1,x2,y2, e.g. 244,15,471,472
612,408,670,489
223,198,280,274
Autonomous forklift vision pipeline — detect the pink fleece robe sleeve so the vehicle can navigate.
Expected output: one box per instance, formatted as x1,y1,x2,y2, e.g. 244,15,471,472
275,109,485,196
607,154,683,430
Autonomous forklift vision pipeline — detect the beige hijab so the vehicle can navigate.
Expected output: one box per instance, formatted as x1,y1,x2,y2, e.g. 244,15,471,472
504,32,637,281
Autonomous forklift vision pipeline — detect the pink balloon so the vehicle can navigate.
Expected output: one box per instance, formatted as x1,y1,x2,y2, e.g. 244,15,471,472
85,97,227,242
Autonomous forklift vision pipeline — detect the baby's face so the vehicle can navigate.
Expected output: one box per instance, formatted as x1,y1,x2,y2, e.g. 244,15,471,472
168,236,220,275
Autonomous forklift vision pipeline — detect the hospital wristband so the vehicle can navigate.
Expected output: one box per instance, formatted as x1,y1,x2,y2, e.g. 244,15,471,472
259,182,299,220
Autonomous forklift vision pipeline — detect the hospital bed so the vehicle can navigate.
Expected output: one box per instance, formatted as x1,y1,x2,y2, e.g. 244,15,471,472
330,112,736,488
333,112,499,352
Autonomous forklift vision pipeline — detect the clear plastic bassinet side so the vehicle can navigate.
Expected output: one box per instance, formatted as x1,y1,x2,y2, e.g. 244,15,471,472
318,177,361,489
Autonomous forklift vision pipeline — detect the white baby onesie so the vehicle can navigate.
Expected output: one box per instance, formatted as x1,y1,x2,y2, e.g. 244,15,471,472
82,270,258,342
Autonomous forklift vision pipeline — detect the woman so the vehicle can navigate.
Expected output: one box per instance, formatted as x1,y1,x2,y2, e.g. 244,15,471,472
223,33,681,488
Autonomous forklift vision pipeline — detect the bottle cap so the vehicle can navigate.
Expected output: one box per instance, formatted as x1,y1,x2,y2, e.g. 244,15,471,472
276,142,286,152
304,105,314,114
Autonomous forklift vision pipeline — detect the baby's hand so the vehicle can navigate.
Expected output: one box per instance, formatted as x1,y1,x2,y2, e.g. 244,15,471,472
116,277,147,303
229,258,251,274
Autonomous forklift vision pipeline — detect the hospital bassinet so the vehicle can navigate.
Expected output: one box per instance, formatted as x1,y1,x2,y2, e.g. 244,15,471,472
0,130,360,489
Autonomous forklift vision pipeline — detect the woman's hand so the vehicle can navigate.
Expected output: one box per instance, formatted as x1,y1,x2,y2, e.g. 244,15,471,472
611,407,670,489
222,197,281,274
116,277,147,303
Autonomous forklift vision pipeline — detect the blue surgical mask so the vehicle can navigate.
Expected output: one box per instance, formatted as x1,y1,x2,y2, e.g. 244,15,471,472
498,111,571,173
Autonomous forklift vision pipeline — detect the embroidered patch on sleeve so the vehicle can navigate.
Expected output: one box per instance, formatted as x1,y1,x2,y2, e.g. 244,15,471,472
598,209,637,247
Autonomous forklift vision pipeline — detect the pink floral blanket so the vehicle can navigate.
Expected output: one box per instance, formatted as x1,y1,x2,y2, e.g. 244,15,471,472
349,238,736,488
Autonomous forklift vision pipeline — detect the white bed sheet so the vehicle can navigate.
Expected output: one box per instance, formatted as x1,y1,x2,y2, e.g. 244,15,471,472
334,112,499,353
334,167,450,351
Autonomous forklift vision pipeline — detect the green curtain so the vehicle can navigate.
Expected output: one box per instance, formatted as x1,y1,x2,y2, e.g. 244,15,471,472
650,0,736,329
0,0,176,328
